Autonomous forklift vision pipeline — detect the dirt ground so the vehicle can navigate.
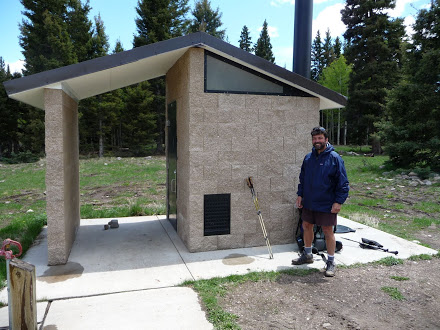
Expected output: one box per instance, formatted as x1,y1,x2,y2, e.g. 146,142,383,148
219,257,440,330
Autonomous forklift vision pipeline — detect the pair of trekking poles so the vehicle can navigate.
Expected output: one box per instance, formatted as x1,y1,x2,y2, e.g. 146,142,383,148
246,177,398,260
246,177,274,259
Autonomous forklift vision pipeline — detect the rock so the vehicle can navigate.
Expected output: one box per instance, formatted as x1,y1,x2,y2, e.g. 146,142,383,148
26,209,34,213
390,187,396,191
408,172,418,177
423,180,432,186
379,165,385,169
104,163,108,166
145,156,152,159
322,323,332,329
117,157,122,160
5,201,10,204
409,181,418,187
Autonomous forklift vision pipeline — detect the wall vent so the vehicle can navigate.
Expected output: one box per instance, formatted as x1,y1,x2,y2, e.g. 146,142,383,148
204,194,231,236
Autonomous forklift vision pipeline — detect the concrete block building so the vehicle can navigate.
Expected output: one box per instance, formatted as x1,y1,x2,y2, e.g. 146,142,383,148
4,32,346,265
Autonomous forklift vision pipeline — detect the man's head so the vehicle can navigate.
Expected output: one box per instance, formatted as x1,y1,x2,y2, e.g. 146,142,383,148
311,127,328,153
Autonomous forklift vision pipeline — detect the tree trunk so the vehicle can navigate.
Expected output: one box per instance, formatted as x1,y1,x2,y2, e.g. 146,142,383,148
344,121,347,145
337,108,341,145
99,118,104,158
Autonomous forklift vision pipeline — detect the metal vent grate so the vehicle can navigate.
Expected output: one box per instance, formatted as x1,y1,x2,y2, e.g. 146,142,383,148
204,194,231,236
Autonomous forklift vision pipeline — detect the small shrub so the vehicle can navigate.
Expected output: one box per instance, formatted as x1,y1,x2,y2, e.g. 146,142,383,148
390,276,409,281
381,286,405,300
0,151,41,164
408,254,432,261
374,257,403,266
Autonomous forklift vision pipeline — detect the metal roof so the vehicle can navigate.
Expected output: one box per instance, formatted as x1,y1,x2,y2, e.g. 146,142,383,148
4,32,346,110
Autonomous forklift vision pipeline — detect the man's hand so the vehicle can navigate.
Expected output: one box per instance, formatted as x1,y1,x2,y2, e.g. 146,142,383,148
331,203,341,214
296,196,303,209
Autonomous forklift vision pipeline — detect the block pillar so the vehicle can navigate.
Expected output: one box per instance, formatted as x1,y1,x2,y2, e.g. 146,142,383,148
44,88,80,265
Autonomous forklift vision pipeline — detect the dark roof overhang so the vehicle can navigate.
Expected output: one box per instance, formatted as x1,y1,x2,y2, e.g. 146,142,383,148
3,32,346,110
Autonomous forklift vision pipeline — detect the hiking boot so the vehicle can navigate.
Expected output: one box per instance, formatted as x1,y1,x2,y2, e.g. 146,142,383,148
291,251,314,265
325,261,336,277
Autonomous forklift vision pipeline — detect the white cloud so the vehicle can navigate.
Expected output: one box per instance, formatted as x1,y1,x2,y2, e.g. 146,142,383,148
270,0,330,6
387,0,415,17
5,60,25,74
257,25,280,38
273,46,293,71
312,3,346,40
270,0,294,7
404,15,416,39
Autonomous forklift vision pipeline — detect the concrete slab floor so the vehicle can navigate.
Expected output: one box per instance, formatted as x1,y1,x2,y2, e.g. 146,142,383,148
0,215,436,329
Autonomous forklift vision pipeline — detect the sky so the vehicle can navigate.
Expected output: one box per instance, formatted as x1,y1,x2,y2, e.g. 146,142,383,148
0,0,432,74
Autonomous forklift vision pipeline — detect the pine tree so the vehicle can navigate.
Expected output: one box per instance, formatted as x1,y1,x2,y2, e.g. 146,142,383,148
133,0,189,153
311,30,323,81
133,0,189,47
66,0,93,62
113,39,124,54
379,0,440,170
239,25,252,52
322,28,334,68
333,36,342,58
254,20,275,63
189,0,225,39
19,0,77,75
91,14,109,58
341,0,405,146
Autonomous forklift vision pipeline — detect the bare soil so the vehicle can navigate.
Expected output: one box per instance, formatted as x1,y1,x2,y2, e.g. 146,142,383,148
219,258,440,330
218,176,440,330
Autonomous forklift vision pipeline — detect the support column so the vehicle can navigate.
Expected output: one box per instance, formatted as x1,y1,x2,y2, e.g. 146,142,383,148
44,88,80,265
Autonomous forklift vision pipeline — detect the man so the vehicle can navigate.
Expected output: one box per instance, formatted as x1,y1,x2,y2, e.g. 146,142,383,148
292,127,349,277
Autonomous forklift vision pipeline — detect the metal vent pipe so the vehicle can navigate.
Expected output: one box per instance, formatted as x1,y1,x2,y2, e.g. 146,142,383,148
293,0,313,79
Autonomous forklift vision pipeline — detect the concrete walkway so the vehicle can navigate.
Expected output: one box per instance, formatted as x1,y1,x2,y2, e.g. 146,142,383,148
0,215,437,329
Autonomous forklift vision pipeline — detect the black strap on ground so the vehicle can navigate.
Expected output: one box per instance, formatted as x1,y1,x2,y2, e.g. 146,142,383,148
341,237,398,255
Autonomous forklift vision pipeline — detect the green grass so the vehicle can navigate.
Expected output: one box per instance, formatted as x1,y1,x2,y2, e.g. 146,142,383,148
413,201,440,213
408,254,433,261
0,156,166,290
390,276,410,281
372,256,403,266
381,286,405,300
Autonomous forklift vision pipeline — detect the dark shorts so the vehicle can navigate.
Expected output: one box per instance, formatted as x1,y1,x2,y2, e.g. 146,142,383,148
301,208,337,227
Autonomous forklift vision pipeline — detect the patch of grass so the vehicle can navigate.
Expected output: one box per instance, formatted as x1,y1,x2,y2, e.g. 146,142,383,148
413,201,440,213
373,257,404,266
334,145,372,154
381,286,405,300
408,254,433,261
0,213,47,289
390,276,410,281
412,217,440,229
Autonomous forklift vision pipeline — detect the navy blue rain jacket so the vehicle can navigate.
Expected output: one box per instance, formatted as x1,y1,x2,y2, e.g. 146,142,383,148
297,143,349,213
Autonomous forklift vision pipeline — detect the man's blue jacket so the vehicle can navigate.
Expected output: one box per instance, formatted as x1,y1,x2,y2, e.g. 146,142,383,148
297,143,349,213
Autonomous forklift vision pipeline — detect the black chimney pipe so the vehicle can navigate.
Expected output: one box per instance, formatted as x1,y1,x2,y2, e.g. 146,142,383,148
293,0,313,79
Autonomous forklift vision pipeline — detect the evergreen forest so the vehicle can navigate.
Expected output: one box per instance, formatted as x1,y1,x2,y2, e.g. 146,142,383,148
1,0,439,171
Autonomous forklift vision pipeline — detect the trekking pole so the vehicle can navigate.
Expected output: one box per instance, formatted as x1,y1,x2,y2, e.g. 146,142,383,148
341,237,398,255
246,177,274,259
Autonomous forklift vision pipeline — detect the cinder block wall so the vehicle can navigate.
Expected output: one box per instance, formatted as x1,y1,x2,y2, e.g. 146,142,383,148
167,48,320,252
44,88,80,265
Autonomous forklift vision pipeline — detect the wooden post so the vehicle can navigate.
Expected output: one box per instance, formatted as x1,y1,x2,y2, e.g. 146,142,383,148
9,259,37,330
